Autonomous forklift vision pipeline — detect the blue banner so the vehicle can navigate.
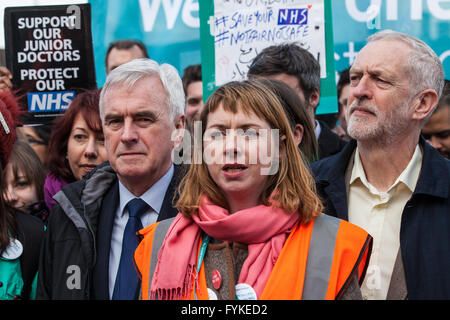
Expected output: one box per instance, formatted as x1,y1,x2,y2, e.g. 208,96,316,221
89,0,450,88
27,91,75,112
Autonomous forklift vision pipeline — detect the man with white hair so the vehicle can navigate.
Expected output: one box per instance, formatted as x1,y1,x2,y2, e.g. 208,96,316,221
311,30,450,299
37,59,186,300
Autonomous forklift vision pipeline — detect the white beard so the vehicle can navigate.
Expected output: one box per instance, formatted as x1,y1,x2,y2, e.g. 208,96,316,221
346,98,411,146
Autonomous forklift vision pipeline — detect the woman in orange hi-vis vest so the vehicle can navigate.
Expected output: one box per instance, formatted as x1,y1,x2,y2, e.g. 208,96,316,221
134,80,373,300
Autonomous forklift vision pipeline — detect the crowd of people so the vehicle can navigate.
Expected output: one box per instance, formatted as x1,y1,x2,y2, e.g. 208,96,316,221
0,29,449,301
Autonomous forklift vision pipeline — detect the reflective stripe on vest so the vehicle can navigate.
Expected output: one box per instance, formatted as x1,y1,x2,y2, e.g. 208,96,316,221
147,217,175,299
302,214,341,300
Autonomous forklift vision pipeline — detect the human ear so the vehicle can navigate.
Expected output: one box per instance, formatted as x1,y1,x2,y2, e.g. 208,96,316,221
308,88,320,110
292,124,304,145
172,115,186,148
175,114,186,130
411,89,439,121
278,134,287,158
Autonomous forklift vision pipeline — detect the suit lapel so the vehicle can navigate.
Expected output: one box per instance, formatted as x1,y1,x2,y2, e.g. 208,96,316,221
92,180,119,300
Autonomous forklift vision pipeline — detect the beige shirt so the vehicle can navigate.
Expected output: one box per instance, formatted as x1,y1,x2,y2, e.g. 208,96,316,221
348,145,422,300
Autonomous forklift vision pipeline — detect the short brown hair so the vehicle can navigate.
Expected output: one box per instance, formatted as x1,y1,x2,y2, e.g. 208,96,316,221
176,80,323,222
105,39,149,70
47,89,103,182
182,64,202,95
435,79,450,112
248,43,320,102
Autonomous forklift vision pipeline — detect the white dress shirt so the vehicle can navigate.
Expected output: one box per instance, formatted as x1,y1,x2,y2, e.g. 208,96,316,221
108,164,174,298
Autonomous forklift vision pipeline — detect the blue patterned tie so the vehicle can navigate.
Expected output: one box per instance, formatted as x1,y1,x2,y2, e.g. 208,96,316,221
112,198,149,300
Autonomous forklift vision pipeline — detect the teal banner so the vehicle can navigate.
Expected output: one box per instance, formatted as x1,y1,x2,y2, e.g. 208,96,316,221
332,0,450,77
89,0,450,94
89,0,201,87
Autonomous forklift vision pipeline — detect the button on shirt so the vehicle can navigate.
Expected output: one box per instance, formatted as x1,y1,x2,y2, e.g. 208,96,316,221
348,146,422,300
108,164,174,298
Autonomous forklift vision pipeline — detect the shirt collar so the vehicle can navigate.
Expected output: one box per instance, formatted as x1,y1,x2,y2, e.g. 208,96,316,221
118,164,174,217
314,120,321,139
350,145,423,193
396,144,423,192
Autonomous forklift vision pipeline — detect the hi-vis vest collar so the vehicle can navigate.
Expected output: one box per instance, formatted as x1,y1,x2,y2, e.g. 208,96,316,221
135,214,372,300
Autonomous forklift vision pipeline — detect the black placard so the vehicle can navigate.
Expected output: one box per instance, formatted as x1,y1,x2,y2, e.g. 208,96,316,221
4,4,96,125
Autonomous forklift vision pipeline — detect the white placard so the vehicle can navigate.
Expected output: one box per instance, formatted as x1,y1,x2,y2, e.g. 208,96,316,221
212,0,326,86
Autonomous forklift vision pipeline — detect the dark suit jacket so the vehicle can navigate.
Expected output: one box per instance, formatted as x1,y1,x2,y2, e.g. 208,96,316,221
92,164,186,300
311,138,450,299
317,120,348,160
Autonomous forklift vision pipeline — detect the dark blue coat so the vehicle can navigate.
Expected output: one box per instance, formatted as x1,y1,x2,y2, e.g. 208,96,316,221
311,138,450,299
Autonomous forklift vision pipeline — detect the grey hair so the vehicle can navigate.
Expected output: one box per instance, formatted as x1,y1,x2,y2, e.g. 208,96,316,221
367,30,445,100
99,58,185,121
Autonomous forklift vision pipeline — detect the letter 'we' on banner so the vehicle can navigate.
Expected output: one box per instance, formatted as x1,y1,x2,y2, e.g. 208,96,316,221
199,0,338,114
4,4,96,125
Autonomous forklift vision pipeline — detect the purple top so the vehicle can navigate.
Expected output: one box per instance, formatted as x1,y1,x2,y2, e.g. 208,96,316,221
44,173,68,211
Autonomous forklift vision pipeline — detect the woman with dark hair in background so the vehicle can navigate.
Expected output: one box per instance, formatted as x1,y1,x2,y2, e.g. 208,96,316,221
44,89,107,211
0,90,44,300
257,79,319,163
2,140,48,223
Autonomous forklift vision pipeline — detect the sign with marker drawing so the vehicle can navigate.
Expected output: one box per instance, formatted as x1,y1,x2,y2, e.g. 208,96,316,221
4,4,96,124
212,0,326,86
200,0,337,114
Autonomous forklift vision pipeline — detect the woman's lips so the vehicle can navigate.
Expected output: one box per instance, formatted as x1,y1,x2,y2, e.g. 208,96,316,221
80,164,98,173
222,164,248,178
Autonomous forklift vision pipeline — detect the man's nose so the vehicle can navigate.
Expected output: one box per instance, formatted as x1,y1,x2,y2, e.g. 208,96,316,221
120,119,139,143
351,76,373,100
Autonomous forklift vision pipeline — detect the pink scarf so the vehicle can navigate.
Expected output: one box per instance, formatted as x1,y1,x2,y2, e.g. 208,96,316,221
150,196,301,299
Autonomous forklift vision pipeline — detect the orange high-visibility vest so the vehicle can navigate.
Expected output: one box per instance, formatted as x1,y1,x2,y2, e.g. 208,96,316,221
134,214,372,300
